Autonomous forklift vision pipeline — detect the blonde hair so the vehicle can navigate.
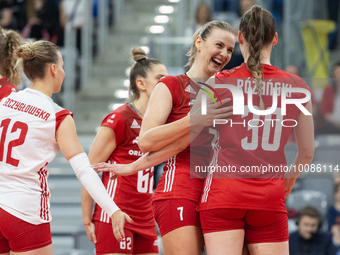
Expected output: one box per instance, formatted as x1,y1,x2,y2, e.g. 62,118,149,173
0,27,23,86
16,40,59,81
185,20,234,68
128,47,163,102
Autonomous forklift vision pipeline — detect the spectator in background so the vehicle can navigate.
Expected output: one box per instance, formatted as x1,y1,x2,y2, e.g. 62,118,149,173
21,0,61,44
328,182,340,247
327,0,340,50
0,0,13,28
185,2,211,38
289,206,337,255
58,0,84,51
320,61,340,134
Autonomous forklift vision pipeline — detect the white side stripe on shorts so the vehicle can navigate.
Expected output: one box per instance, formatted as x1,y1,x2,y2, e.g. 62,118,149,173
163,155,176,192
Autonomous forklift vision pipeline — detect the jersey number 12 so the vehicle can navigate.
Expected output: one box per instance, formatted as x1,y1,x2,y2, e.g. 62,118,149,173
0,119,28,167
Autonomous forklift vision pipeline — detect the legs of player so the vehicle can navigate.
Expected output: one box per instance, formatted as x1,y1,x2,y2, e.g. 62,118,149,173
161,226,202,255
247,241,289,255
0,253,9,255
10,244,52,255
204,230,245,255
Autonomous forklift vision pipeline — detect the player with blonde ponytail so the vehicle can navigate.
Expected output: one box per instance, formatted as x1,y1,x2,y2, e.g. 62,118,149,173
0,40,131,254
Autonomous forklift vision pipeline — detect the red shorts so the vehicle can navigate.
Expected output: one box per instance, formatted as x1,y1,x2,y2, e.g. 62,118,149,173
200,208,289,244
0,207,51,253
94,221,158,254
152,199,201,236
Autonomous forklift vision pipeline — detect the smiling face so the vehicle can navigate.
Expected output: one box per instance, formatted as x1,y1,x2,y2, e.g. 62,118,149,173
196,28,235,77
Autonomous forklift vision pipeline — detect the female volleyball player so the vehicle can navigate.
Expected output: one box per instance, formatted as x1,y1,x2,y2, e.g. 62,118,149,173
198,5,314,255
81,48,167,255
95,20,235,255
0,27,22,101
0,40,131,255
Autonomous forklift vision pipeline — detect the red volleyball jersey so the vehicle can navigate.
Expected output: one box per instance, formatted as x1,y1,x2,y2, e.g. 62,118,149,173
199,63,312,213
153,74,212,203
92,104,156,239
0,77,17,101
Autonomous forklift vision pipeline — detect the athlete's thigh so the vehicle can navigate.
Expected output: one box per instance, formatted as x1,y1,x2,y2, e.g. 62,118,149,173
152,199,200,237
204,230,245,255
10,244,52,255
247,241,289,255
162,226,202,255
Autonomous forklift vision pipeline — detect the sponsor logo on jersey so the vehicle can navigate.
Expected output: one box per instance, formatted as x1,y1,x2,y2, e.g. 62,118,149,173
128,150,144,157
130,119,141,129
132,136,138,144
185,85,196,94
153,239,159,246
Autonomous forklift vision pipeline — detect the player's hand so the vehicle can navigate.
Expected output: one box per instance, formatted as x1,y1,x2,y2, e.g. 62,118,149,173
284,178,296,198
93,163,134,179
83,221,97,244
191,88,233,128
111,210,133,242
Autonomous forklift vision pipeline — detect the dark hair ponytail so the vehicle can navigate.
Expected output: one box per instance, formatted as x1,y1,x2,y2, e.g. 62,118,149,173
239,5,276,109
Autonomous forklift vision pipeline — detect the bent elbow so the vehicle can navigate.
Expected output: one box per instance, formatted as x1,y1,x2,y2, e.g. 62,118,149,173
138,137,151,153
299,148,315,164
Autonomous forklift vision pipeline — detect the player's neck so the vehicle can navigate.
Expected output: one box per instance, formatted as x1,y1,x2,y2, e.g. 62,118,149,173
133,95,148,118
187,64,211,82
29,80,53,98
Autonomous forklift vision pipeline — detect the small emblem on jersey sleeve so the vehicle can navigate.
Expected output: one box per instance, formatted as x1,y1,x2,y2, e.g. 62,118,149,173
185,85,196,94
132,136,139,144
130,119,141,129
111,114,116,119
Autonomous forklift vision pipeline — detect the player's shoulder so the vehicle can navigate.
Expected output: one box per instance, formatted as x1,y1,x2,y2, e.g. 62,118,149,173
103,104,127,122
158,75,177,84
216,63,248,78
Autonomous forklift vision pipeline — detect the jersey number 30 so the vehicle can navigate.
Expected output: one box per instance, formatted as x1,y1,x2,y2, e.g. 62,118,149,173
0,119,28,167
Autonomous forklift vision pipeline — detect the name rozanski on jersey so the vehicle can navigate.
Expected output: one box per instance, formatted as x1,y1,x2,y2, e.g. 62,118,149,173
2,98,51,121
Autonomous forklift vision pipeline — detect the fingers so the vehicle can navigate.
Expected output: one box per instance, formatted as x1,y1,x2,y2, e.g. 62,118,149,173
112,211,133,242
125,214,133,224
91,231,97,244
110,174,118,180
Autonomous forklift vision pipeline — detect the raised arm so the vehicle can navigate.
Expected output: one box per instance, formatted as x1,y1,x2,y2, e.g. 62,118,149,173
81,126,117,244
284,101,314,197
56,116,131,242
